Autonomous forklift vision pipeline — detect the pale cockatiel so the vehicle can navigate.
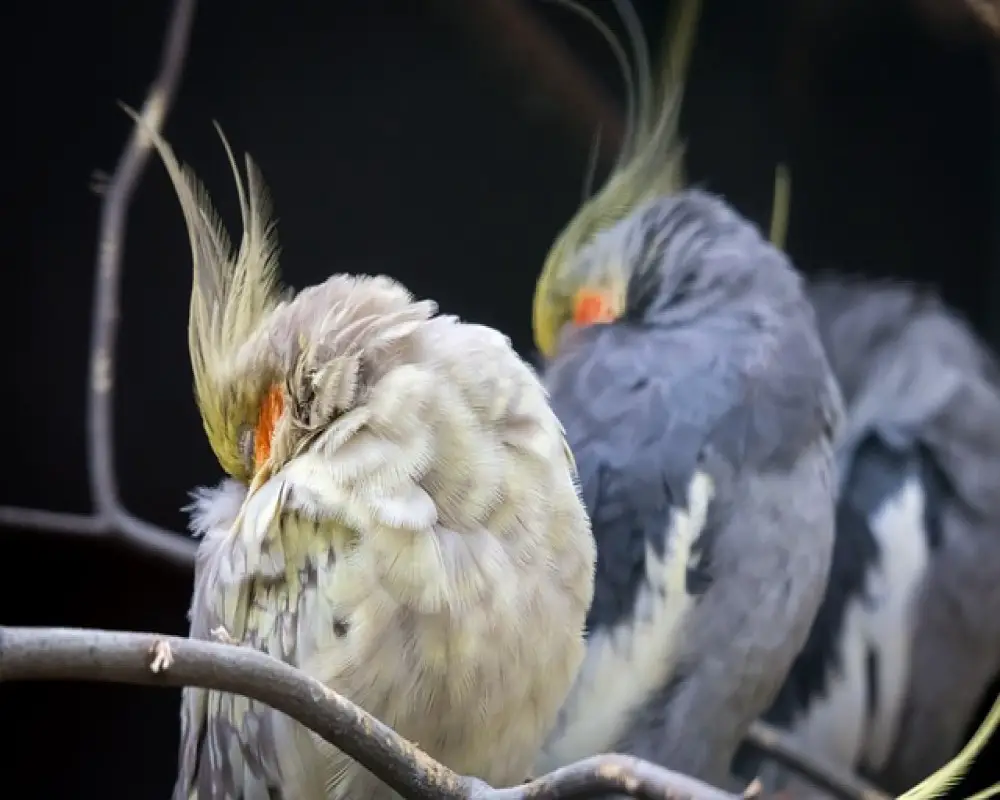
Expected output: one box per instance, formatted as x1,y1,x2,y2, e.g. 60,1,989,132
130,114,596,799
735,276,1000,800
530,0,842,789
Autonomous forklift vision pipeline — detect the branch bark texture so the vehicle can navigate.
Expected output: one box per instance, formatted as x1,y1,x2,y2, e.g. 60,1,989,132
0,626,747,800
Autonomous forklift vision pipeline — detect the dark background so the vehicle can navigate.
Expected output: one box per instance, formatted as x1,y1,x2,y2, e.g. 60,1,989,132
2,0,997,796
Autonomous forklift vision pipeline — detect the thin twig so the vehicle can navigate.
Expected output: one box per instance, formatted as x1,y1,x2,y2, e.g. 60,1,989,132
0,0,198,568
744,722,891,800
0,626,744,800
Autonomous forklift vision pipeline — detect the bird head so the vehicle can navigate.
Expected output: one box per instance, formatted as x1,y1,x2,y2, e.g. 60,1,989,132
532,0,701,359
123,107,295,498
127,107,438,514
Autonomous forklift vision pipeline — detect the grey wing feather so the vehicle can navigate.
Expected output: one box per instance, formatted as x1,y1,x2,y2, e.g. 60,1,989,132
541,193,841,783
546,315,829,627
809,275,1000,518
807,275,1000,791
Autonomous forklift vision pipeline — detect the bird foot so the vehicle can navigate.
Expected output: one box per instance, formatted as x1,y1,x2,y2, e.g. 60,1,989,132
210,626,238,645
148,640,174,673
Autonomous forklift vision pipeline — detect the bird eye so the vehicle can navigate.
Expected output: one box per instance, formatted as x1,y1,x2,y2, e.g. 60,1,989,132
237,424,255,468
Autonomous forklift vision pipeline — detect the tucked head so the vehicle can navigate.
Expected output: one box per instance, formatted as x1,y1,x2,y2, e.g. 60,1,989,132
127,106,443,506
531,0,701,359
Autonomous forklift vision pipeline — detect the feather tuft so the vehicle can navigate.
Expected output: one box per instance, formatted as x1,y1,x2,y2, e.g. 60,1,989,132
898,692,1000,800
121,104,284,478
532,0,702,357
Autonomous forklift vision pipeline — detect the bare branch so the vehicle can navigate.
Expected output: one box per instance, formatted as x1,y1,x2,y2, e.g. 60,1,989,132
485,756,741,800
0,507,108,537
0,0,198,568
744,722,891,800
0,625,745,800
0,626,472,800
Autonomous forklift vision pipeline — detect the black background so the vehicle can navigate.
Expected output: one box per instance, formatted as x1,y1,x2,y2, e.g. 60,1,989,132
2,0,997,796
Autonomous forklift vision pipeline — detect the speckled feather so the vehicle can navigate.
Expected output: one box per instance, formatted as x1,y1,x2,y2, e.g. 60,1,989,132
131,117,596,799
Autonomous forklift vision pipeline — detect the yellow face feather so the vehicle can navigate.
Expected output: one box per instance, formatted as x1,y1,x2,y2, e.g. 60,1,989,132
532,0,702,358
122,105,285,482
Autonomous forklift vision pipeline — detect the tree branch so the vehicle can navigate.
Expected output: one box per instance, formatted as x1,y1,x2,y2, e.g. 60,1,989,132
0,625,745,800
744,722,890,800
0,0,198,568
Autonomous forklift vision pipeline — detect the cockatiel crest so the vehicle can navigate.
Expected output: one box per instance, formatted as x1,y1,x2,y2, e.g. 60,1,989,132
532,0,700,359
128,109,596,799
160,118,286,484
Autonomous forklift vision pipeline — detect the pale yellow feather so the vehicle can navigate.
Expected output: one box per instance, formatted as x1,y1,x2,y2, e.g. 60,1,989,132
122,104,284,479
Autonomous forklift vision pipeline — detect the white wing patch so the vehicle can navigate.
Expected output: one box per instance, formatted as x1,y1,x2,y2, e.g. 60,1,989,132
770,476,931,799
862,478,930,771
536,471,714,772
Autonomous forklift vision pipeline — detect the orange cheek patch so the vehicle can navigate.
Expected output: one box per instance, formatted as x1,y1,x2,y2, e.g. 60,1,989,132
254,384,284,473
572,289,619,327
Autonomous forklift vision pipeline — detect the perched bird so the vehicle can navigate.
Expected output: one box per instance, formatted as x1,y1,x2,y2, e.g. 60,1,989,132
529,0,842,788
736,273,1000,800
129,113,596,798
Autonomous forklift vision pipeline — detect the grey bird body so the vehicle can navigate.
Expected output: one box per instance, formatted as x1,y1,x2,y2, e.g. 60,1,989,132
536,190,843,787
735,276,1000,798
732,434,941,798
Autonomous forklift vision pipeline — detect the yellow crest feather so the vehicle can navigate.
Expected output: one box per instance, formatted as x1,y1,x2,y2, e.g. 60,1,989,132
769,163,791,251
532,0,702,358
897,692,1000,800
121,104,283,479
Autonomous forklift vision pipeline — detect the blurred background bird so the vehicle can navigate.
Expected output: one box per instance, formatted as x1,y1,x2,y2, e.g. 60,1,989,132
528,0,843,789
131,113,596,799
732,168,1000,800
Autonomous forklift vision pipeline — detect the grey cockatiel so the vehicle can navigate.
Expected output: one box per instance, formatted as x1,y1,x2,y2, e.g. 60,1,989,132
129,113,596,799
735,275,1000,799
529,0,842,788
